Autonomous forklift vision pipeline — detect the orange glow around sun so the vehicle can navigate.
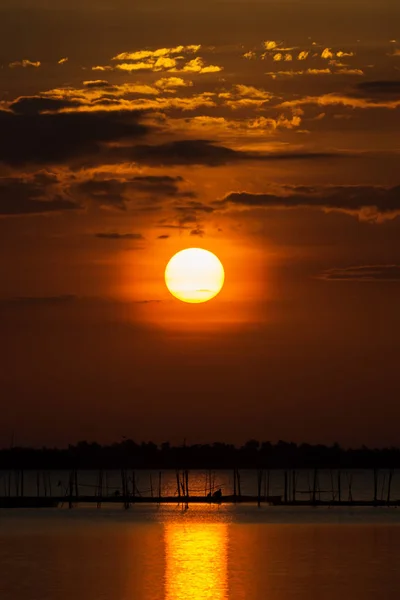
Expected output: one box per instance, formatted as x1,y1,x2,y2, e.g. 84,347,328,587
165,248,225,304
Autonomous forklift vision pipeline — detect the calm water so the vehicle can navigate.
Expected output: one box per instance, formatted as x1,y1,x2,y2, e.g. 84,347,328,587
1,506,400,600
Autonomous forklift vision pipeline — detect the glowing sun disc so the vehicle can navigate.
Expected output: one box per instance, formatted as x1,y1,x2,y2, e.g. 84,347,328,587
165,248,225,304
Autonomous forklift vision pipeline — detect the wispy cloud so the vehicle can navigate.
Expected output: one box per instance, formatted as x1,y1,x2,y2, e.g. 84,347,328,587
76,175,195,210
111,45,200,62
319,265,400,282
0,175,80,215
281,92,400,109
94,232,144,240
266,68,332,78
9,59,41,68
220,184,400,222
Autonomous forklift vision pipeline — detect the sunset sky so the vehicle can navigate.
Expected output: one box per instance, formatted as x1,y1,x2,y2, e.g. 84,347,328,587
1,0,399,448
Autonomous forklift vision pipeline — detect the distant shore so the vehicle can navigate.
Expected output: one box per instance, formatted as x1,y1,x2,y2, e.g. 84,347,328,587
1,439,399,470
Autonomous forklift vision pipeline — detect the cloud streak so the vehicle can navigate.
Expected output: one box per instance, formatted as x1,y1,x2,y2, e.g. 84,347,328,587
0,176,80,215
319,265,400,282
220,185,400,222
94,232,144,240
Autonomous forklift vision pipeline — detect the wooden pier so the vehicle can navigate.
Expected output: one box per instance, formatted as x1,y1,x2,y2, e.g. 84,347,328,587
1,495,400,509
1,467,399,509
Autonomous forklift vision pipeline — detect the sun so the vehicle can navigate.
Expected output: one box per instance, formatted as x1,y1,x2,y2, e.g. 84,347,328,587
165,248,225,304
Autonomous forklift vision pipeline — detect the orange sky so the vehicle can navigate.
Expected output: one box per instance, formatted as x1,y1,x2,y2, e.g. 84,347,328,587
0,0,399,447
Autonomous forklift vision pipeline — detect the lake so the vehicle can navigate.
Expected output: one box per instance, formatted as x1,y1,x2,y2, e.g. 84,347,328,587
1,504,400,600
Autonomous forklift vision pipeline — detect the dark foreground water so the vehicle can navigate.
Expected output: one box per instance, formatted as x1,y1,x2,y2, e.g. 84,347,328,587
1,506,400,600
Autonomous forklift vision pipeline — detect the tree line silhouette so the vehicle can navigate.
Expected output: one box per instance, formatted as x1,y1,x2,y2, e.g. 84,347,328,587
1,439,400,470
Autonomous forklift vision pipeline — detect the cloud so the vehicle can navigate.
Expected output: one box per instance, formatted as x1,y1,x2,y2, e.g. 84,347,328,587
112,45,200,62
263,41,295,53
336,68,364,76
336,51,354,58
58,57,68,65
9,95,83,114
170,113,301,134
124,139,334,167
110,57,222,75
0,176,80,216
355,80,400,96
235,85,273,100
115,61,160,72
82,80,111,89
243,51,257,59
37,88,216,113
264,41,279,51
190,227,205,237
306,68,332,75
0,101,148,166
218,85,273,109
103,46,221,75
94,232,144,240
1,295,77,306
76,175,195,209
321,48,334,59
157,234,170,239
319,265,400,282
155,77,193,91
179,57,222,74
219,184,400,222
9,59,41,68
297,51,309,61
92,65,113,72
266,68,332,78
280,92,400,109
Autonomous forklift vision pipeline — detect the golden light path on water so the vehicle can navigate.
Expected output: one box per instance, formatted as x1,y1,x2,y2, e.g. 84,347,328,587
164,522,228,600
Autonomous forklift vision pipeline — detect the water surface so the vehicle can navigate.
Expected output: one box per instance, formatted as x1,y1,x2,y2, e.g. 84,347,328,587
1,506,400,600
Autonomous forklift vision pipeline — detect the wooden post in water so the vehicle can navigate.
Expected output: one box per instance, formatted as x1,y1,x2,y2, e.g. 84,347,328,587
338,470,341,503
68,471,74,509
74,470,79,502
181,472,186,497
185,470,189,510
121,469,129,509
387,469,393,505
99,469,104,508
381,472,386,501
257,469,262,507
348,472,353,502
312,469,318,504
176,470,181,502
158,472,162,504
15,470,19,497
292,470,296,502
284,471,288,504
132,471,136,503
237,469,241,498
150,473,154,498
233,469,237,501
373,468,378,504
97,470,103,509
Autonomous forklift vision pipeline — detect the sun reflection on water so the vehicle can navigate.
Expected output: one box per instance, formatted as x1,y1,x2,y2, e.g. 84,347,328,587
164,522,228,600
